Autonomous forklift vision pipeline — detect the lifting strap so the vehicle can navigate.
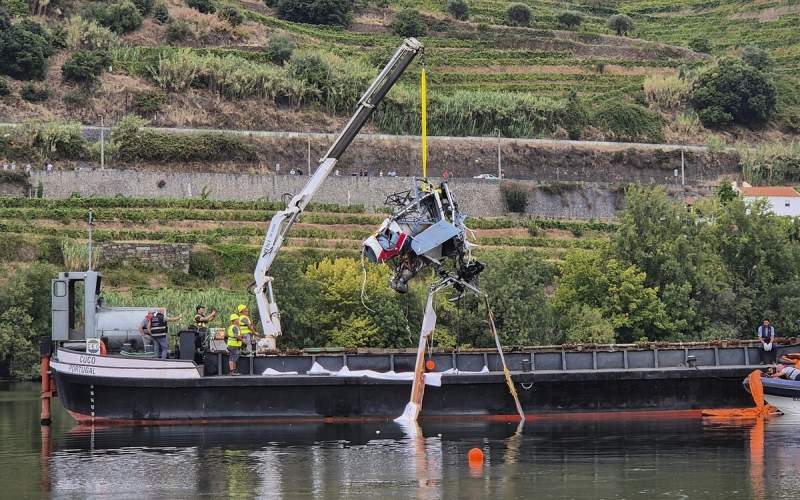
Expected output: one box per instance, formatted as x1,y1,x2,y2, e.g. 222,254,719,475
420,66,428,179
484,295,525,420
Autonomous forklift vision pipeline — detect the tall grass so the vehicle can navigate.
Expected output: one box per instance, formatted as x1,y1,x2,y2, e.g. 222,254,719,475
643,74,692,110
64,16,120,51
62,239,101,271
739,141,800,185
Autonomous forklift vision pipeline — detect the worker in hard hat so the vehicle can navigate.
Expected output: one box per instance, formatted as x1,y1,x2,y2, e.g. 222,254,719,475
236,304,258,356
226,314,243,375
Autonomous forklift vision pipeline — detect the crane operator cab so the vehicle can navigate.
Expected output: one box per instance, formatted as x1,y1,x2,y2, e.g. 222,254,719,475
363,178,484,294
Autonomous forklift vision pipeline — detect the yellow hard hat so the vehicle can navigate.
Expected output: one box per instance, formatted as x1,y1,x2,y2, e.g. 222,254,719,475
237,304,247,313
229,313,239,322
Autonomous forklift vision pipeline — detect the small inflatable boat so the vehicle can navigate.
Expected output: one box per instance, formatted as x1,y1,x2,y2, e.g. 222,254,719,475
745,376,800,415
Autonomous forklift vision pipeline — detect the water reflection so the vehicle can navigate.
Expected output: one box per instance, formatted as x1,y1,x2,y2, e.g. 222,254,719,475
2,383,800,499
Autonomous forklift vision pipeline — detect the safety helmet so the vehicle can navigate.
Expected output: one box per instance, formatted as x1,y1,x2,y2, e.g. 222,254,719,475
229,313,239,322
237,304,248,313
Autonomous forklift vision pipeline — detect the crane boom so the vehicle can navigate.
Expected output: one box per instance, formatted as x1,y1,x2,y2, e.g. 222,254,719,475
254,38,424,345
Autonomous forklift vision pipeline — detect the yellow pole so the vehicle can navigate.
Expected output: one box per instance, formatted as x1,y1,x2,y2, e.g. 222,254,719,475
420,67,428,179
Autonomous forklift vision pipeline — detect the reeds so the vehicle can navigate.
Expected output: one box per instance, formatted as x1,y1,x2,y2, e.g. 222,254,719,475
643,74,692,110
739,141,800,185
62,239,101,271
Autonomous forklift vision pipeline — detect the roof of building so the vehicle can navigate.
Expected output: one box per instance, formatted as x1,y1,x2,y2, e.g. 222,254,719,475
740,186,800,198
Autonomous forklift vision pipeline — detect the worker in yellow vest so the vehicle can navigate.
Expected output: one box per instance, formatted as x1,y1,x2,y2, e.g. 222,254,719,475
236,304,259,355
226,314,243,375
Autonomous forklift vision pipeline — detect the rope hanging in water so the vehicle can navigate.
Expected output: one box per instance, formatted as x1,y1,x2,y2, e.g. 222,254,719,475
420,66,428,179
483,294,525,420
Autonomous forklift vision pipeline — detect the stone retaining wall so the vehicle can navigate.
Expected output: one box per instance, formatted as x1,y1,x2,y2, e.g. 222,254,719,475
100,242,191,272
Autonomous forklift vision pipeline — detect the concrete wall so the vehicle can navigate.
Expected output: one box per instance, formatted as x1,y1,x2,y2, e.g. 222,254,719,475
100,242,191,272
32,169,710,219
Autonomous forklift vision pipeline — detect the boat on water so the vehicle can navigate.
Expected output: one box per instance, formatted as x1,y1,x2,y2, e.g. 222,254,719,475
747,377,800,415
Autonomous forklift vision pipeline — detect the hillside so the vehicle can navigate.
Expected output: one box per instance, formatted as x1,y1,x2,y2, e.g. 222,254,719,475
0,0,798,147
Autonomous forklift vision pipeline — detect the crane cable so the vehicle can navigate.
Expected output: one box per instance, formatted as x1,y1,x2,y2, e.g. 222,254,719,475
420,66,428,179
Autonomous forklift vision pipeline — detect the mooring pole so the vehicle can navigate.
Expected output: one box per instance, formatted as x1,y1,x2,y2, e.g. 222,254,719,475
40,336,53,426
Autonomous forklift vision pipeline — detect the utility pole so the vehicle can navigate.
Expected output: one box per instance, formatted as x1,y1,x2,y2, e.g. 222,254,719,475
87,210,95,270
307,136,311,173
100,117,105,170
681,150,685,186
496,129,502,179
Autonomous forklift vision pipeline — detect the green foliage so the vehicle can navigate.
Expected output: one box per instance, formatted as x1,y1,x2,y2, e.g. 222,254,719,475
0,75,9,96
607,14,633,36
688,37,711,54
218,6,243,26
564,90,586,139
62,50,111,85
557,11,582,29
152,1,170,23
690,58,776,128
328,315,380,348
0,21,51,80
738,141,800,185
131,90,165,116
716,180,737,204
504,3,531,27
0,0,25,17
590,101,665,143
563,305,615,344
264,34,296,65
446,0,469,21
65,16,120,51
276,0,352,26
62,239,100,270
390,9,426,37
166,20,191,42
0,263,58,380
500,182,528,213
741,45,771,72
132,0,154,16
20,82,50,102
186,0,215,14
189,251,217,280
84,1,143,34
643,74,691,111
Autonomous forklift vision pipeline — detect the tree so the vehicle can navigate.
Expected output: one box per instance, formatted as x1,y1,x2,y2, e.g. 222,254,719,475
390,9,426,37
0,22,51,80
742,45,771,72
132,0,154,15
98,1,143,33
557,11,582,29
607,14,633,36
218,6,244,26
688,36,711,54
152,1,170,23
187,0,215,13
564,305,615,344
276,0,352,26
716,180,737,204
505,3,531,27
690,57,776,127
447,0,469,20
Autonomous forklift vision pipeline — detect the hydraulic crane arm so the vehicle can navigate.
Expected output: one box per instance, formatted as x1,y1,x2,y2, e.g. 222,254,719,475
254,38,424,342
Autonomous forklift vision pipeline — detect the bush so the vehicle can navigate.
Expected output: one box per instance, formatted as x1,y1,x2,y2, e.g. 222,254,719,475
390,8,426,37
64,16,120,51
288,51,331,89
690,58,776,128
186,0,215,14
607,14,632,36
0,22,51,80
61,50,111,85
218,6,244,26
642,74,691,110
189,252,217,280
152,1,170,23
557,11,582,29
264,34,296,65
63,88,92,108
564,305,616,344
131,91,165,116
20,82,50,102
276,0,351,26
564,90,586,140
166,19,191,42
688,36,711,54
742,45,771,72
132,0,154,15
501,182,528,213
505,3,531,27
85,0,143,33
446,0,469,20
0,76,9,96
590,101,665,143
264,0,278,6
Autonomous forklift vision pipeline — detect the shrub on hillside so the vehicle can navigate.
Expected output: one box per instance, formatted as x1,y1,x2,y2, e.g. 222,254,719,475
65,17,120,51
20,82,50,102
218,6,244,25
166,19,192,42
557,11,582,29
0,76,10,97
390,8,426,37
84,0,143,34
607,14,632,36
152,1,170,23
264,0,278,6
690,58,776,128
264,34,296,65
642,74,691,110
501,182,528,213
62,50,111,85
564,305,616,344
446,0,469,20
0,21,51,80
131,91,165,116
688,36,711,54
564,90,587,140
288,51,331,89
276,0,352,26
132,0,154,15
742,45,771,71
186,0,215,14
590,101,665,143
504,3,531,27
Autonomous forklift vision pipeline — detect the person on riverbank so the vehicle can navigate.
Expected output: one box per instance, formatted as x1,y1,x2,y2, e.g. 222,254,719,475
236,304,258,355
757,319,776,364
227,314,243,375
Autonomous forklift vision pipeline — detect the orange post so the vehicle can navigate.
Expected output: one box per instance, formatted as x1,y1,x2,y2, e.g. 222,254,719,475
40,355,52,426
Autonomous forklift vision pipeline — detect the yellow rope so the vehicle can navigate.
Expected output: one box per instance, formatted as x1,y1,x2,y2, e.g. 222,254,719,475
420,67,428,179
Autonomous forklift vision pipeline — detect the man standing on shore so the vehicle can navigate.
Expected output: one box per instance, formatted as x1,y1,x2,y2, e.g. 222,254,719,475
757,319,776,364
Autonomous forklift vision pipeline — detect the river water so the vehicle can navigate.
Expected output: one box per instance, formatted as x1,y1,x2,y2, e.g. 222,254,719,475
1,382,797,499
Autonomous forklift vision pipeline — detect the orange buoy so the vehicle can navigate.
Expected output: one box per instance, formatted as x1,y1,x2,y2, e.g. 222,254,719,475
425,359,436,371
467,447,484,464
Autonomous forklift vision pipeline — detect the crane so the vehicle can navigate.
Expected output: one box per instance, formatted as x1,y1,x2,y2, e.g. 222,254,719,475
253,38,424,349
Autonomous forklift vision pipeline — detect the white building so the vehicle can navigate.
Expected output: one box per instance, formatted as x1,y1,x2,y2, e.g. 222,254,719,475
740,186,800,216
